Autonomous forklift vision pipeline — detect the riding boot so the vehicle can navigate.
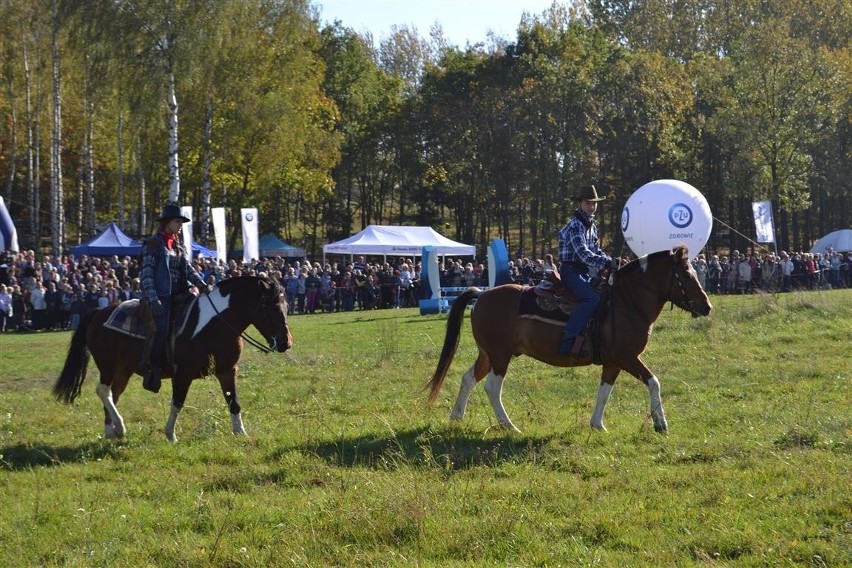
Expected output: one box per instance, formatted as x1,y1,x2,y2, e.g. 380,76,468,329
143,366,162,393
558,332,588,358
138,332,155,373
143,334,166,393
137,300,156,372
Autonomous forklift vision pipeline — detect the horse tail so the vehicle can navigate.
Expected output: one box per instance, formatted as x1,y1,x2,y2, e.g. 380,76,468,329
426,287,482,405
53,310,94,404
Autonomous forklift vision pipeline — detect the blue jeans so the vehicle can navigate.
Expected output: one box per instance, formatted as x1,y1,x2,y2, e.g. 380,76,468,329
150,295,172,369
559,264,599,338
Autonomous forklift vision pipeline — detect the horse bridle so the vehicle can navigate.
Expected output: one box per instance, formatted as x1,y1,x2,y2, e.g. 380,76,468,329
204,285,282,354
666,257,698,315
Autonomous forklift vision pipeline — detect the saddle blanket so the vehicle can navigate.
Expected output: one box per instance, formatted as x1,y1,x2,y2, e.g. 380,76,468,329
518,286,574,326
104,299,148,339
103,296,198,339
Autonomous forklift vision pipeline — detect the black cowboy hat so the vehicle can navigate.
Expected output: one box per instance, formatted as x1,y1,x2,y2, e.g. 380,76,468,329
576,184,606,202
155,203,191,223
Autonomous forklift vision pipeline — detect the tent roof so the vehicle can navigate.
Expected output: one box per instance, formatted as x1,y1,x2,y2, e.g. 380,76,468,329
323,225,476,257
191,240,217,258
70,222,142,257
809,228,852,254
259,234,306,258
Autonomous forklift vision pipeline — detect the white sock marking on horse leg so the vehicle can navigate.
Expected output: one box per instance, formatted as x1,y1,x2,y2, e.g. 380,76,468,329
450,365,477,421
231,412,247,436
96,382,126,438
165,403,182,443
483,371,520,432
647,375,668,432
590,382,613,431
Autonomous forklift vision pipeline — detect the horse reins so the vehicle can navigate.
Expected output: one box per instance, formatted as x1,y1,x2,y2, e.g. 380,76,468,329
204,289,277,353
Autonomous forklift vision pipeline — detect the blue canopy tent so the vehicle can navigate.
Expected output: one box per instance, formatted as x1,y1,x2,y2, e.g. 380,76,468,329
69,222,142,258
234,235,306,262
191,240,217,258
258,235,306,259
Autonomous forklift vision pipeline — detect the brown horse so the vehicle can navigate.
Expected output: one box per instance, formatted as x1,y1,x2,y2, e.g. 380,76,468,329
427,245,711,433
54,276,293,442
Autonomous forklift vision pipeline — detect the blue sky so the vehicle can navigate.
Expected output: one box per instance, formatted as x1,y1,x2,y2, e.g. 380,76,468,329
317,0,556,47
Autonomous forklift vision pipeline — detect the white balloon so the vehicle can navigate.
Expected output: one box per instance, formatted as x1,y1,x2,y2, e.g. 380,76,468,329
621,179,713,258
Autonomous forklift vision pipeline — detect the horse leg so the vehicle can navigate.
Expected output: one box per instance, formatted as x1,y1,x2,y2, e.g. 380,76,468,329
483,371,520,433
449,352,489,421
450,366,476,421
621,358,668,433
216,366,246,436
164,373,193,443
96,381,126,439
590,365,621,431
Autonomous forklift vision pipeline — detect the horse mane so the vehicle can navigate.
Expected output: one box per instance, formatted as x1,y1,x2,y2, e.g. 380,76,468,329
217,275,270,292
618,245,689,274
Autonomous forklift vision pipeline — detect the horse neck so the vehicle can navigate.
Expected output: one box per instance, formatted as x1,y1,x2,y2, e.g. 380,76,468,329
207,285,259,335
613,268,670,323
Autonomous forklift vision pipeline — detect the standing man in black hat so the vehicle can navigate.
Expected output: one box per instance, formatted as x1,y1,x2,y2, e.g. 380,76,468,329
557,185,617,358
139,203,211,393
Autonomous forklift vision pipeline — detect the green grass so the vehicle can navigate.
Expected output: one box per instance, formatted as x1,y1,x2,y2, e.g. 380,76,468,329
0,289,849,566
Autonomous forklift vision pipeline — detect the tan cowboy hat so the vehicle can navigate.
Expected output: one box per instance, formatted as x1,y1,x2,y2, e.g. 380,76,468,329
576,184,606,202
155,203,191,223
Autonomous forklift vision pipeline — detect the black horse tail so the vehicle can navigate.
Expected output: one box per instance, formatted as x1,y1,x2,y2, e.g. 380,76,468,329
53,310,95,404
426,287,482,405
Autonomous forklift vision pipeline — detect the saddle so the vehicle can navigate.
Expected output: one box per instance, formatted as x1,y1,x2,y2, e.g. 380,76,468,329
105,293,198,372
521,270,612,364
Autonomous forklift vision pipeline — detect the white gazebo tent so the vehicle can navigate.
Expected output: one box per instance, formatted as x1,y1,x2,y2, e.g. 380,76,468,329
322,225,476,264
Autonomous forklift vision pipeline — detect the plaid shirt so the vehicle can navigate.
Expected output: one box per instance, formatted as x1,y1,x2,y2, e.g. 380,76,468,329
140,234,206,304
558,209,610,272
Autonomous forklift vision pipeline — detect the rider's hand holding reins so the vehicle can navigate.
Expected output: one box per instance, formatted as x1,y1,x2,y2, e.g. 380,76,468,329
149,299,164,318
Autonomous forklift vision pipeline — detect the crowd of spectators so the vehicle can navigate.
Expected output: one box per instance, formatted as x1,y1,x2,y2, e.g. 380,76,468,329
692,249,852,294
1,246,850,333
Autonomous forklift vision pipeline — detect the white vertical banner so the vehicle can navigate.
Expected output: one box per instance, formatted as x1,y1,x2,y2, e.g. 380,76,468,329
241,207,259,263
211,207,226,262
180,206,194,257
752,200,775,243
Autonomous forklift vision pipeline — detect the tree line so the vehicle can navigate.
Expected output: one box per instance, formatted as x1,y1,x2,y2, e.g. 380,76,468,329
1,0,849,260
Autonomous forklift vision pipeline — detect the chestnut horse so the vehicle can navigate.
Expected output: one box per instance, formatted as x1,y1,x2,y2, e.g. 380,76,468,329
427,246,711,433
54,276,293,442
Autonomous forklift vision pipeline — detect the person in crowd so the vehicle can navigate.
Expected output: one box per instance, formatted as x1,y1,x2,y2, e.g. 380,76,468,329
283,266,298,314
778,251,794,291
708,254,722,294
305,268,321,313
296,268,307,314
138,203,211,393
556,184,616,358
693,254,708,290
0,283,12,332
10,284,25,331
44,280,62,330
29,280,47,330
398,263,412,307
737,254,752,293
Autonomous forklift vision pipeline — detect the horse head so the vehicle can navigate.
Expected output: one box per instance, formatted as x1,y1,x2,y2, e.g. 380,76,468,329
254,277,293,353
669,245,712,317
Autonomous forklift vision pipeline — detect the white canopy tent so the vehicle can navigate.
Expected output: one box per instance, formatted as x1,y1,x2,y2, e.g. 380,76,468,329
809,228,852,254
322,225,476,263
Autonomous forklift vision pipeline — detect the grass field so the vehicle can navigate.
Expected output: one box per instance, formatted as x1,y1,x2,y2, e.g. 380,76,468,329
0,289,849,567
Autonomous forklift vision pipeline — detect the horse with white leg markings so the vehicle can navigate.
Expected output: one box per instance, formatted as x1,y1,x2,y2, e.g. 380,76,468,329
53,276,293,442
427,245,711,433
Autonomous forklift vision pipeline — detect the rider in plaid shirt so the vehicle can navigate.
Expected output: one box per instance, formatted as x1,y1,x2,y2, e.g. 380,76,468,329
557,185,616,357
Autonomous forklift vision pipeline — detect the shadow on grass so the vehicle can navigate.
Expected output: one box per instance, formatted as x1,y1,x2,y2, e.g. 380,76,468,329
274,425,564,471
0,442,122,470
